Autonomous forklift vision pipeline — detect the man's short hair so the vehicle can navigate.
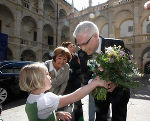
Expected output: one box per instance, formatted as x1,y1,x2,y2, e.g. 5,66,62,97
73,21,99,38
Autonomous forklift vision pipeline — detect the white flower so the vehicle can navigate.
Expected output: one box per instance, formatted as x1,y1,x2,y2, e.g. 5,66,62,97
105,47,113,54
105,47,117,57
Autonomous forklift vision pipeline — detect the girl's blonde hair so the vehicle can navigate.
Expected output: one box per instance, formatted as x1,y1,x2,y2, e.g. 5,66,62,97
19,62,48,92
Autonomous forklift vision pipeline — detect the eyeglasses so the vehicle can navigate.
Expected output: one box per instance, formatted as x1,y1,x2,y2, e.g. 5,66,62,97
75,34,94,47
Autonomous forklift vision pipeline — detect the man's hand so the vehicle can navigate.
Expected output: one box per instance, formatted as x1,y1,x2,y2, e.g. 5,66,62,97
56,111,72,121
107,82,116,92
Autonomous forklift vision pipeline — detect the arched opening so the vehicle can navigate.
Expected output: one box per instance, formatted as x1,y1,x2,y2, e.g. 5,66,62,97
43,24,54,45
0,4,14,36
120,20,133,37
21,16,37,41
21,50,36,61
144,62,150,74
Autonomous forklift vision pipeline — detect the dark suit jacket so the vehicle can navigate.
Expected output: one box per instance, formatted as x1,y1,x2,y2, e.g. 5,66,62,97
100,36,125,53
69,54,81,74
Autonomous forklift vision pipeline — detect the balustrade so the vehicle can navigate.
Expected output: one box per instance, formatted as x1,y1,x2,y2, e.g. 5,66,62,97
42,44,55,51
119,34,150,45
143,34,150,41
113,0,134,7
72,0,134,18
20,39,29,45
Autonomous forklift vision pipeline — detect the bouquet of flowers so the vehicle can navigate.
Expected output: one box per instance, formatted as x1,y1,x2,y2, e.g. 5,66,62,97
88,45,141,101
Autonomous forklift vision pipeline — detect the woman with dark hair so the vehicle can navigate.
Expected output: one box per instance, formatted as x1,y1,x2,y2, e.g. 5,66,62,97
45,46,72,95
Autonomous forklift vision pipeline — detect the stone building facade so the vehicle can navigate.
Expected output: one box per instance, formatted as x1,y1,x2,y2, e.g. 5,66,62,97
0,0,150,73
0,0,72,62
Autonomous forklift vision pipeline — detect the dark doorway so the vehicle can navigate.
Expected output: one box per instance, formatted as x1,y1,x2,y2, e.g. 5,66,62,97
48,36,53,45
144,62,150,74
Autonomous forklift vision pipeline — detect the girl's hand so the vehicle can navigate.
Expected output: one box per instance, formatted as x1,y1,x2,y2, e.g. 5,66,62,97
93,76,108,89
56,111,72,121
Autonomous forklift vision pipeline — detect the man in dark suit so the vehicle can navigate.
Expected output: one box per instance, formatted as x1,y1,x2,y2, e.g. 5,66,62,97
73,21,130,121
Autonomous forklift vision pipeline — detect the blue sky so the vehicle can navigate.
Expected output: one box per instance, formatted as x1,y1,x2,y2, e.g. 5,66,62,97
65,0,108,11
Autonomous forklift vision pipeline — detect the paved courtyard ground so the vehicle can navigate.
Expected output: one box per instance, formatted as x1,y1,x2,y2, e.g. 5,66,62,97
1,76,150,121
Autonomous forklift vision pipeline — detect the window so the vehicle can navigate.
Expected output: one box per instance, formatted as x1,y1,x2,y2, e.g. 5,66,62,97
22,0,30,8
147,24,150,33
128,26,133,32
48,36,53,45
33,31,37,41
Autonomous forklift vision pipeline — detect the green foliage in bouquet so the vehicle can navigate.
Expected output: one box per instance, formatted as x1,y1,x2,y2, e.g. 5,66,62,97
89,45,141,101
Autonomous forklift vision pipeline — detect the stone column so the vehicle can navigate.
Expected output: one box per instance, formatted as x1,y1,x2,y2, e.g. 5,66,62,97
52,21,57,47
108,8,115,38
37,20,43,43
133,0,142,70
13,10,22,60
134,47,143,72
14,11,22,39
53,32,56,47
57,28,61,46
38,0,43,15
36,48,43,61
70,25,74,43
37,19,43,61
133,0,141,36
13,46,21,60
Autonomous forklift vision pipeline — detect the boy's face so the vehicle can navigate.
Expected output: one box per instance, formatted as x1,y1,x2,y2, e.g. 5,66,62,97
43,69,52,91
